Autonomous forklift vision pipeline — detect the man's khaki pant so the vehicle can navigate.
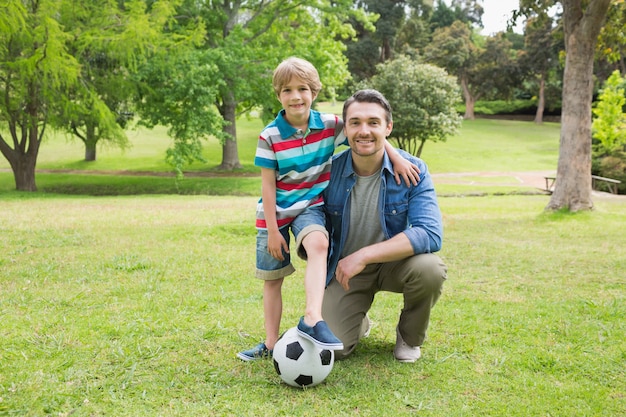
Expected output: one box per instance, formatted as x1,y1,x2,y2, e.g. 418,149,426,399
322,253,447,360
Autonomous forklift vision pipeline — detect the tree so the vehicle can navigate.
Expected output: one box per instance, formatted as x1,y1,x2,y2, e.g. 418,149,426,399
54,0,179,162
596,0,626,76
136,0,370,174
592,69,626,156
424,21,520,119
430,0,484,30
0,0,80,191
423,21,476,118
517,0,612,211
523,14,560,123
368,55,462,157
358,0,407,62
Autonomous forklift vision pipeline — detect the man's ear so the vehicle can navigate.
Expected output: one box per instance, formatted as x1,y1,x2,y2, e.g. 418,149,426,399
386,121,393,136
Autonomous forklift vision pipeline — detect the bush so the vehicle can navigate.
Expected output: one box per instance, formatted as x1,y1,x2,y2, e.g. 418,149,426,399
593,152,626,194
456,99,546,115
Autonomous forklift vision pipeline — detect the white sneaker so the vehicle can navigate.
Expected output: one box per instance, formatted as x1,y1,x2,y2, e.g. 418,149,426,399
360,314,373,338
393,327,421,363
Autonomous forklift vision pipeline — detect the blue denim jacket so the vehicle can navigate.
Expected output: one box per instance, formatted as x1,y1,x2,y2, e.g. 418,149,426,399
323,148,443,286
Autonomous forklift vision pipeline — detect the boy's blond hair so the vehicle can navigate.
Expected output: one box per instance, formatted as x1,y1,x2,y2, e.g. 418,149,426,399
272,57,322,96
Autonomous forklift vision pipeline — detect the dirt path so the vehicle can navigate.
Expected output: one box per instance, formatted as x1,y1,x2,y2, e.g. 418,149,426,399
432,170,625,201
431,170,555,190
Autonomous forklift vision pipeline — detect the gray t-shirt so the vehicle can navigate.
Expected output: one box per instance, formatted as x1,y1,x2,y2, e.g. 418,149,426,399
341,170,385,259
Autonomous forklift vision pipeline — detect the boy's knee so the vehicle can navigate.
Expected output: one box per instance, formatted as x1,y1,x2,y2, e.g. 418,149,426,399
298,230,328,259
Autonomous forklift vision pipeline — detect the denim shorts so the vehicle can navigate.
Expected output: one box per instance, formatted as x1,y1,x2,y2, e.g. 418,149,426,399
255,205,328,280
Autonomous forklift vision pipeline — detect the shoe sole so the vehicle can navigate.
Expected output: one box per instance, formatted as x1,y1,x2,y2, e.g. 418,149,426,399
236,352,256,361
394,356,419,363
296,329,344,350
237,352,270,361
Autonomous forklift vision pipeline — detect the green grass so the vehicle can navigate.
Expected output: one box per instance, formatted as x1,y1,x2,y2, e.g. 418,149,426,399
1,105,624,415
1,194,624,416
0,104,561,196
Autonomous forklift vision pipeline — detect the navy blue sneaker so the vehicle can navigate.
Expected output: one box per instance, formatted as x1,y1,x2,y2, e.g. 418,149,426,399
296,317,344,350
237,342,272,361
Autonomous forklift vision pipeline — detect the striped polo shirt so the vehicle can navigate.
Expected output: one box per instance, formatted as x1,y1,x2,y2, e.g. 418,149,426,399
255,109,346,230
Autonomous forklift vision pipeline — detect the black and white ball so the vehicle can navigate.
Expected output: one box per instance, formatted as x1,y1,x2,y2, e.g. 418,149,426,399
272,327,334,388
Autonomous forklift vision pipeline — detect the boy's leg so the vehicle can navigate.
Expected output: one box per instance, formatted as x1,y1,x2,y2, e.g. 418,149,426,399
263,278,283,349
238,229,294,361
292,206,342,350
299,230,328,327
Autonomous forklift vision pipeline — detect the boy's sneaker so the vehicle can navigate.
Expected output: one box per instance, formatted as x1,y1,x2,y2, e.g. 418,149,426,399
296,317,344,350
237,342,272,361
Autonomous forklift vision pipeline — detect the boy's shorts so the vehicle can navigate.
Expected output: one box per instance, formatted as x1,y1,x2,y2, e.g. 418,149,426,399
255,205,328,280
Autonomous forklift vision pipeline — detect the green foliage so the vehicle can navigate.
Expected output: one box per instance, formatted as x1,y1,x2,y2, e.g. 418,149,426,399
457,99,539,115
368,56,462,157
592,152,626,194
592,69,626,156
144,0,372,172
0,0,82,190
135,48,226,175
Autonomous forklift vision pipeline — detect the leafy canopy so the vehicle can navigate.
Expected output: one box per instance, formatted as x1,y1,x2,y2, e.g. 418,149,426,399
592,69,626,155
368,55,462,157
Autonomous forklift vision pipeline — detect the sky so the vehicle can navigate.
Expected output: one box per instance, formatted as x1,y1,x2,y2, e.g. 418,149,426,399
478,0,524,35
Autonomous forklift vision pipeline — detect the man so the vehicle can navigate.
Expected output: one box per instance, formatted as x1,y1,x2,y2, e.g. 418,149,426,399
322,89,447,362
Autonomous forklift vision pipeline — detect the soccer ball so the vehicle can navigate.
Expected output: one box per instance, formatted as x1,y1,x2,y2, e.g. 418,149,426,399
272,327,335,388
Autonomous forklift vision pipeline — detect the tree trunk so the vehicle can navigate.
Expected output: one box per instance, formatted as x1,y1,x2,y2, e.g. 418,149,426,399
461,76,475,120
534,75,545,124
0,125,41,191
12,154,38,191
219,91,242,170
84,123,97,161
546,0,611,212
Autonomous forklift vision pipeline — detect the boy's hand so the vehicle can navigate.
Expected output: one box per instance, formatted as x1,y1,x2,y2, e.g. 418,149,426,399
394,159,421,187
267,230,289,261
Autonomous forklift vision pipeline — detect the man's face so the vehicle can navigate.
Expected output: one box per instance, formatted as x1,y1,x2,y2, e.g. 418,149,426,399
344,101,393,158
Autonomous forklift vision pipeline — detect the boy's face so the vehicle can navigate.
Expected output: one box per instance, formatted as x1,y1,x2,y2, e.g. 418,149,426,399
277,76,317,128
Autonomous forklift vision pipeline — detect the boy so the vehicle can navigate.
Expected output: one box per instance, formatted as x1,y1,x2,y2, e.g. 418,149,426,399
237,57,419,361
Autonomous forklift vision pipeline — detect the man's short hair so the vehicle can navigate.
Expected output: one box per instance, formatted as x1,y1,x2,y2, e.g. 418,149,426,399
342,89,393,124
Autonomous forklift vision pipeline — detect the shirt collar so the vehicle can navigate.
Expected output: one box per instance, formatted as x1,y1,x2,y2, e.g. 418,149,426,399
341,149,394,178
275,109,325,139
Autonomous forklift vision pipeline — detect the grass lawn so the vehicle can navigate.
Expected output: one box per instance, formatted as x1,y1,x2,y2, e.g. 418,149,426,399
0,103,561,196
1,107,624,415
1,193,624,416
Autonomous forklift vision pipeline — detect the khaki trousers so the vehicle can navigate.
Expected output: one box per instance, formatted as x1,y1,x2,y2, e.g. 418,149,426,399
322,253,447,360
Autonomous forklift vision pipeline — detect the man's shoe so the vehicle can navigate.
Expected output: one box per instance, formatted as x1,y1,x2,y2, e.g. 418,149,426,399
297,317,344,350
393,327,421,363
237,342,272,361
360,314,373,338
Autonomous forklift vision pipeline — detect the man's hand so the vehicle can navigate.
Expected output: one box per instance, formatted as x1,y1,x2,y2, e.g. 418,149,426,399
335,252,367,291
